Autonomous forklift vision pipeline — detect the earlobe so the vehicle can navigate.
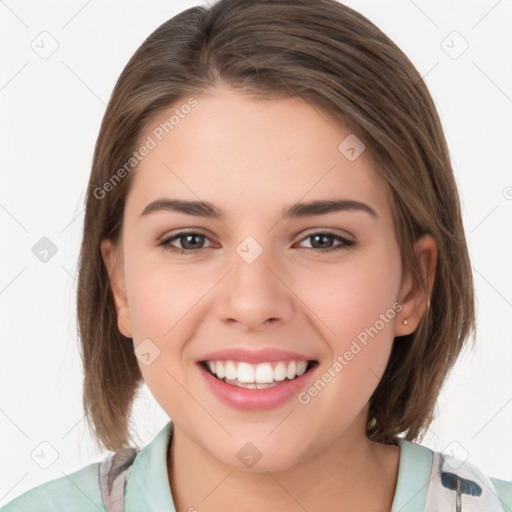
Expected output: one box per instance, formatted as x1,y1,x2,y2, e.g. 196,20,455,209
394,234,437,337
100,239,133,338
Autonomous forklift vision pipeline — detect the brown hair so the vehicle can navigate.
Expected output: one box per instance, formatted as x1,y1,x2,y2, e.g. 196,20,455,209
77,0,475,453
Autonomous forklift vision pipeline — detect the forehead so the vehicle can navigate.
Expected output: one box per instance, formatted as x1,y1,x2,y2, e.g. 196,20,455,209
126,86,390,220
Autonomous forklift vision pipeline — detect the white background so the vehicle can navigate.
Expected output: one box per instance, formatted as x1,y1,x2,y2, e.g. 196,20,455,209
1,0,511,505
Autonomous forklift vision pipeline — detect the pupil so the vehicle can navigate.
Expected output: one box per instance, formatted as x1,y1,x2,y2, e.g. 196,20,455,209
183,234,202,249
314,234,331,248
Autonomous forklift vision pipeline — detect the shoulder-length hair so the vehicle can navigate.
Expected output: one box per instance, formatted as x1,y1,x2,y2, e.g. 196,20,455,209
77,0,475,453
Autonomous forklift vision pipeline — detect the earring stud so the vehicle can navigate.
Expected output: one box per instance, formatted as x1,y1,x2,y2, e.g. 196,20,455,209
403,319,408,325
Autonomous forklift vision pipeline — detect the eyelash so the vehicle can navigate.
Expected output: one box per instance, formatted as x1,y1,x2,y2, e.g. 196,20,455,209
158,230,355,254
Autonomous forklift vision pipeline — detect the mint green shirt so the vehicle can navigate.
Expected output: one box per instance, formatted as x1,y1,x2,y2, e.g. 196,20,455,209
2,420,511,511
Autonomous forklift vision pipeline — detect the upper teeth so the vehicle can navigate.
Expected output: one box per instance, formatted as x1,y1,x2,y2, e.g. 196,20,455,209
206,360,308,383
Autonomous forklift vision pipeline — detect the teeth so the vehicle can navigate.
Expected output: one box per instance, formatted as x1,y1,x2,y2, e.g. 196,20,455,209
274,362,287,381
237,362,255,383
225,361,237,380
286,360,297,380
255,363,274,383
215,360,225,379
205,359,309,384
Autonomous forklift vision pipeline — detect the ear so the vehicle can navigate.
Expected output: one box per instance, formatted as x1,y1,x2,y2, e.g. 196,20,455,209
394,234,437,336
100,238,133,338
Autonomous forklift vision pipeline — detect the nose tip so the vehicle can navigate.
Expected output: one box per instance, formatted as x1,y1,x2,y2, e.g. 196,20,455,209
216,256,294,330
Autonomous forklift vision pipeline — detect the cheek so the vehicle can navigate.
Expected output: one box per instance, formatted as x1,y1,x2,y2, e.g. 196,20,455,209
292,245,401,403
296,248,401,342
125,252,208,339
123,250,220,391
123,252,204,414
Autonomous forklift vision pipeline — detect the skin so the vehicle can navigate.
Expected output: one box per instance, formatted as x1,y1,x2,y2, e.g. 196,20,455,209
102,84,437,511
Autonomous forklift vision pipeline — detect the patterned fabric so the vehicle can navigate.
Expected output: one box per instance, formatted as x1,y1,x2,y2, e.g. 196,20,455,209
99,446,138,512
424,450,505,511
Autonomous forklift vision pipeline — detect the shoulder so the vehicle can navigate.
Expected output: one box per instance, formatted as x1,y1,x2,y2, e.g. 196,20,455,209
1,421,173,512
0,461,104,512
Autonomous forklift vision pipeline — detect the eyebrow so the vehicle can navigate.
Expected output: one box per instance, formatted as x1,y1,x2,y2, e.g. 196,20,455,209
139,198,378,219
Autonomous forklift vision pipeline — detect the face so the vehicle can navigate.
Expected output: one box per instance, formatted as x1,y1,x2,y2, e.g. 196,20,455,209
102,84,435,472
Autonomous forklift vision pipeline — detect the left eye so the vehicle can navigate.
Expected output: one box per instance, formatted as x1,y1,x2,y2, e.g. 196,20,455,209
296,231,355,251
159,230,355,253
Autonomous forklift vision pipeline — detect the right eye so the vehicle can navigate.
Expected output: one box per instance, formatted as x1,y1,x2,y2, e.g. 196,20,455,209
159,231,215,253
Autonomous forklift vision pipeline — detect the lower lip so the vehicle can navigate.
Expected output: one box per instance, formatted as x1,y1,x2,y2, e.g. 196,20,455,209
198,363,317,411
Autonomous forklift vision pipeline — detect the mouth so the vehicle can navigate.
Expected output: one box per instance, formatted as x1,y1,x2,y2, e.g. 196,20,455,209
199,359,319,389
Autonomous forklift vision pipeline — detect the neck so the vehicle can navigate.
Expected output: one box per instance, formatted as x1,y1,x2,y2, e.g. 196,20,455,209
167,418,400,512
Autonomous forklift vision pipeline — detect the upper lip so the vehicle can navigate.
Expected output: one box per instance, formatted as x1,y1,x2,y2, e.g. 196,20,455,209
198,348,316,364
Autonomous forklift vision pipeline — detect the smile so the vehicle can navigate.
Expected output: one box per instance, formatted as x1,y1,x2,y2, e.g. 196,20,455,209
202,359,314,388
198,358,319,410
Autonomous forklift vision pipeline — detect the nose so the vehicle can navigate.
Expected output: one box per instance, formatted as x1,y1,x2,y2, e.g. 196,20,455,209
215,244,295,331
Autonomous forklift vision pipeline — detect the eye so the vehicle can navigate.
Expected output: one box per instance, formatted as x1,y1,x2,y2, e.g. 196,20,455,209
296,231,355,251
159,231,214,253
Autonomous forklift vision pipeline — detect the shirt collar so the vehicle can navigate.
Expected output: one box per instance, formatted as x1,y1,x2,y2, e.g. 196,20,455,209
391,438,432,511
125,420,176,512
